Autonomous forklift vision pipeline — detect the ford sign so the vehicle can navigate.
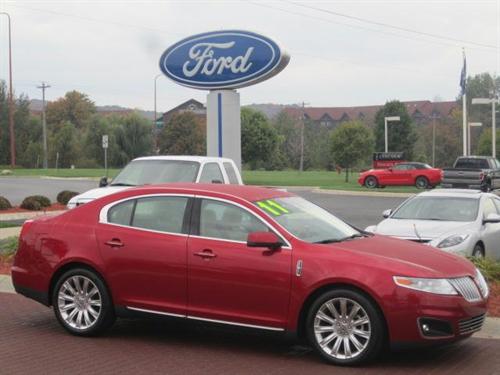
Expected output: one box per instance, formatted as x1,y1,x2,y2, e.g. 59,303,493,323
159,30,290,90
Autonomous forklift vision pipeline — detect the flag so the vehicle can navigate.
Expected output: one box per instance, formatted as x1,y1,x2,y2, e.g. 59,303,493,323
460,50,467,95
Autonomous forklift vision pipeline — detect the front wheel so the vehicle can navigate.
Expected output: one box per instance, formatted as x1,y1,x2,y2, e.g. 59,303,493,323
306,289,385,366
415,176,429,189
364,176,378,189
53,268,115,336
472,244,485,258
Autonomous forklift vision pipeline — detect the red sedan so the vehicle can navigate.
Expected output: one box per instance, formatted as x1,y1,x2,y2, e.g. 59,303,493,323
358,162,442,189
12,184,487,365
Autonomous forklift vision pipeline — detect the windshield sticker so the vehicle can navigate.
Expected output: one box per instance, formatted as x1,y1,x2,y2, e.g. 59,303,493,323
256,200,289,216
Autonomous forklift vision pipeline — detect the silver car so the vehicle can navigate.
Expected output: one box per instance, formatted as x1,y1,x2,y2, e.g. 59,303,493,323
366,189,500,259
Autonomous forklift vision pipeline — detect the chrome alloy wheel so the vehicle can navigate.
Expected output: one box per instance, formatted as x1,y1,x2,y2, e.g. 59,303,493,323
57,276,102,330
313,298,371,360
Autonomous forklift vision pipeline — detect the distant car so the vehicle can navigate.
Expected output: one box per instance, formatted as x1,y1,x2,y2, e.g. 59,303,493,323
67,156,242,208
442,156,500,191
13,184,488,365
358,162,442,189
365,189,500,259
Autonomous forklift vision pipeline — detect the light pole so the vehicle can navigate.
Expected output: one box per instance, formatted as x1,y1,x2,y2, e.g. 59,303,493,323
37,82,50,169
468,122,482,155
429,113,439,167
299,101,309,172
0,12,15,167
472,97,500,158
384,116,400,153
153,73,162,153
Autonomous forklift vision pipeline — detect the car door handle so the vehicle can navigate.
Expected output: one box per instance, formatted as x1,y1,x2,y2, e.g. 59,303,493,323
105,239,124,248
194,250,217,259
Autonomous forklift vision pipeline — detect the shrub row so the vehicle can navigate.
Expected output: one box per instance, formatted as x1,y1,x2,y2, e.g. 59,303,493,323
0,190,79,211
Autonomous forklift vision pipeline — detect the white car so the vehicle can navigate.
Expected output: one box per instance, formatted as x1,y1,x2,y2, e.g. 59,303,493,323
365,189,500,259
67,156,242,209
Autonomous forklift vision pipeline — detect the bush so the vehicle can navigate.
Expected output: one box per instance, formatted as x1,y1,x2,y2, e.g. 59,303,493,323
0,236,18,257
20,197,42,211
469,257,500,283
30,195,51,208
56,190,79,205
0,196,12,210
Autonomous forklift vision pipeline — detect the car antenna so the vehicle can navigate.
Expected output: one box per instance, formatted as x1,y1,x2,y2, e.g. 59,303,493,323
413,224,422,242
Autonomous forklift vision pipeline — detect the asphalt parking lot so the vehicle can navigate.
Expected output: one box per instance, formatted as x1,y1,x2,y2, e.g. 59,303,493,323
1,293,499,375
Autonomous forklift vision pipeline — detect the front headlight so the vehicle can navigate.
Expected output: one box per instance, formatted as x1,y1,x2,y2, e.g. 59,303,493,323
475,269,490,299
393,276,458,295
437,234,469,248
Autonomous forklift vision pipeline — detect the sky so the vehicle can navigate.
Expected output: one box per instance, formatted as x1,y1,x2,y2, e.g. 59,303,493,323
0,0,499,113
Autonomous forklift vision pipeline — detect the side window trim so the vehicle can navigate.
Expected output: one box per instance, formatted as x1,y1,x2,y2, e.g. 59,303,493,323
100,193,195,237
191,196,291,249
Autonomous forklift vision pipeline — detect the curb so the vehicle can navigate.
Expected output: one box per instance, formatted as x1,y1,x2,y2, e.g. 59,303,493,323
0,210,66,222
311,188,415,198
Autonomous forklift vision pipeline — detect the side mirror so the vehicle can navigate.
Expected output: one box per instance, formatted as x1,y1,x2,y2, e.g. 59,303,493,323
247,232,282,250
382,209,392,218
483,213,500,224
99,177,108,187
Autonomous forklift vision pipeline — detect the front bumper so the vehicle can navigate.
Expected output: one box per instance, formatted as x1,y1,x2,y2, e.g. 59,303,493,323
385,287,488,344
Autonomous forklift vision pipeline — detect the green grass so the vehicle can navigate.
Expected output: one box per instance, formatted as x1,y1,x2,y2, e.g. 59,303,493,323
1,168,424,193
0,222,19,229
469,257,500,283
0,236,18,257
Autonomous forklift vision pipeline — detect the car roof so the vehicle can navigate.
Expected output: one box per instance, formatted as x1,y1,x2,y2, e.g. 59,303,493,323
132,155,235,163
416,189,485,199
124,183,294,202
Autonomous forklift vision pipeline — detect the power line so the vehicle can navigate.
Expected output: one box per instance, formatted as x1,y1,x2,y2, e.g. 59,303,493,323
285,0,498,50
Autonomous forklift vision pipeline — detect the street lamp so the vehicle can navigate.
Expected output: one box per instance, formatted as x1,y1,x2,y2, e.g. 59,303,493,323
472,97,500,158
384,116,400,152
468,122,482,155
0,12,15,167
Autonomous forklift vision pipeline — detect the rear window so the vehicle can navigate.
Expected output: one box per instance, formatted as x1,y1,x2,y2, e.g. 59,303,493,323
455,158,489,169
223,162,239,184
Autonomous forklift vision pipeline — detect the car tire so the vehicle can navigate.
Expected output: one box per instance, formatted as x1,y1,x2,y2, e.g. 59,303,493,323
415,176,429,189
306,288,386,366
53,268,116,336
364,176,378,189
472,244,485,258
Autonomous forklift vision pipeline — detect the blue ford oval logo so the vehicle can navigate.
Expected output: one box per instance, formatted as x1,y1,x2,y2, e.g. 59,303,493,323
159,30,290,90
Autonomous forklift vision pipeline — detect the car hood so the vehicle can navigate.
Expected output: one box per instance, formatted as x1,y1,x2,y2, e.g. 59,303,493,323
329,235,475,278
372,219,475,240
68,186,130,204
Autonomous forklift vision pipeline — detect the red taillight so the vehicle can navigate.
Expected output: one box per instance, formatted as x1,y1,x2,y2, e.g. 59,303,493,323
479,172,485,181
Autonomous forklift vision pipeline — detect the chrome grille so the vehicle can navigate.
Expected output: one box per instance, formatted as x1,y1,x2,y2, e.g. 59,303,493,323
458,314,485,335
449,277,482,303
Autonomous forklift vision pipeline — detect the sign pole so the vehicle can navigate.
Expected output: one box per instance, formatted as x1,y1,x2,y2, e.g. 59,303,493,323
102,134,109,178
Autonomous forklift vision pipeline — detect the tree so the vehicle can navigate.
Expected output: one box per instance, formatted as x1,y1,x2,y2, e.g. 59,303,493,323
158,112,206,155
477,128,500,158
47,90,96,129
273,111,300,169
330,121,374,182
50,122,77,168
112,113,153,164
241,108,279,170
374,100,416,159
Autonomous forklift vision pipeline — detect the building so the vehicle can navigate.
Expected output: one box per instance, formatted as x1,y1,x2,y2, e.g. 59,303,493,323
283,100,458,129
158,99,206,127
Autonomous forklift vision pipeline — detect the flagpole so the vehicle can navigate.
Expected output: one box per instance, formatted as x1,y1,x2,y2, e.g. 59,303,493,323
463,92,467,156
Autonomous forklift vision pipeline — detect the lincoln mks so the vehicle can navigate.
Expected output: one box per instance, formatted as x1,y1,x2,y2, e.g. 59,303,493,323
12,184,488,365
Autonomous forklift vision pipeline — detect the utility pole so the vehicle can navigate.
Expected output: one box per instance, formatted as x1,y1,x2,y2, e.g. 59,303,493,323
299,101,309,172
37,82,50,169
1,12,15,167
430,113,439,167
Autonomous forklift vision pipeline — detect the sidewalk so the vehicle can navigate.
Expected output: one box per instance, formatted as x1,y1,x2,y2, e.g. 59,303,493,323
0,210,65,222
0,226,21,240
0,274,14,293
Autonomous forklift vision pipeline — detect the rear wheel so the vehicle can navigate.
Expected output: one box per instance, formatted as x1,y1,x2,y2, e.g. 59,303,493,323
364,176,378,189
53,268,115,336
415,176,429,189
306,289,385,366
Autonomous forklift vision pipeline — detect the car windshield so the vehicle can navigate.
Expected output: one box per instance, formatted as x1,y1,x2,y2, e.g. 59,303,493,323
391,196,479,222
254,196,361,243
111,160,200,186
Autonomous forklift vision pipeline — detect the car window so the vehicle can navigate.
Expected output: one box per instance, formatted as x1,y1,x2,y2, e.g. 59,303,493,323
223,162,239,184
108,200,135,225
199,163,224,183
494,199,500,213
455,158,489,169
393,164,408,170
392,197,479,222
131,196,189,234
483,198,498,218
199,199,268,242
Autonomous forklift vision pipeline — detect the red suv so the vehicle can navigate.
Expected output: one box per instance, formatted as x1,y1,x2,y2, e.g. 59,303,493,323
12,184,488,365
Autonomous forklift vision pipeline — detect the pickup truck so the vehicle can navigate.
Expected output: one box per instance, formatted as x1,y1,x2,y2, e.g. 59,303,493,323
67,155,243,208
441,156,500,191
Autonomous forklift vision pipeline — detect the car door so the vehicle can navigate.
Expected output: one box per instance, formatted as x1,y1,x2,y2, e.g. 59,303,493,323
187,197,292,329
480,197,500,260
95,195,192,316
388,164,408,185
